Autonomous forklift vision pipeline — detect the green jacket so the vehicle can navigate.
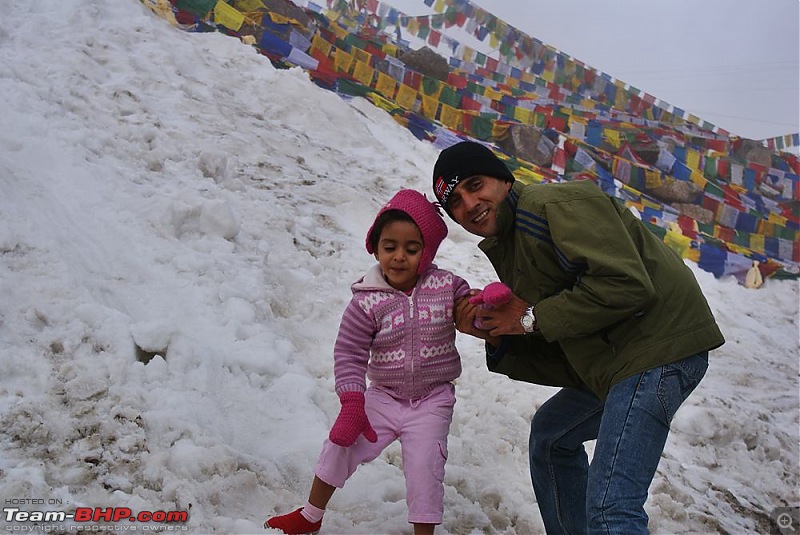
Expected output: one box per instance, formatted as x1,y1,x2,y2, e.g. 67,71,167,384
480,180,725,399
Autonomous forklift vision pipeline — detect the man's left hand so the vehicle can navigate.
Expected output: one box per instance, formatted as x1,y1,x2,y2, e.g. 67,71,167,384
474,293,531,336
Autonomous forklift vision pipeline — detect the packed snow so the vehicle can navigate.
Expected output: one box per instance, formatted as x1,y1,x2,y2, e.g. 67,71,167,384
0,1,798,534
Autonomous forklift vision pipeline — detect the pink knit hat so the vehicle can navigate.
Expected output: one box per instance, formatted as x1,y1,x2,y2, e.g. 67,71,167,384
365,189,448,274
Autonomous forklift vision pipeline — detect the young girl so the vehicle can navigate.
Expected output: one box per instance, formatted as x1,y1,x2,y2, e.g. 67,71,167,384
265,189,471,535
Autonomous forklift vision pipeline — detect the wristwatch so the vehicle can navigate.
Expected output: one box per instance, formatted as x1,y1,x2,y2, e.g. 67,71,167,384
520,305,537,333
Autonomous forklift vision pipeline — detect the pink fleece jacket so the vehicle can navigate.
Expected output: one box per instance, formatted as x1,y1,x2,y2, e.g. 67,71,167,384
333,263,471,401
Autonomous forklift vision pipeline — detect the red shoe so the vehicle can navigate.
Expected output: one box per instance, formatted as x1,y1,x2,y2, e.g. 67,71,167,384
264,508,322,534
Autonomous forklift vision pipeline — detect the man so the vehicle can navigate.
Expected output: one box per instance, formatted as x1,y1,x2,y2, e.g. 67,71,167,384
432,141,725,535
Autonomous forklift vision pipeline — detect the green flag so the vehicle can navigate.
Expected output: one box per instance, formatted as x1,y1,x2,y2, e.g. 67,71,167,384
175,0,216,17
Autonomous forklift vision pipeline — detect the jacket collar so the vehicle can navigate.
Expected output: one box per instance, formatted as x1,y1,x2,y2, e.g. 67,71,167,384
479,181,524,251
355,263,393,291
352,263,435,293
498,181,525,235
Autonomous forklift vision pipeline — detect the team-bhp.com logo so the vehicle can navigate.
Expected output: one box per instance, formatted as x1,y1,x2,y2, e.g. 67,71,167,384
3,505,189,531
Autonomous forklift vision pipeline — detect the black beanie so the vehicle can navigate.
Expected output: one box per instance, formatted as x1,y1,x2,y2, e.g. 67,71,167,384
432,141,515,214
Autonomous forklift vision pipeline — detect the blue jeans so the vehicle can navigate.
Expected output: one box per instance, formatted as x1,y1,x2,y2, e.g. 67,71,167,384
529,352,709,535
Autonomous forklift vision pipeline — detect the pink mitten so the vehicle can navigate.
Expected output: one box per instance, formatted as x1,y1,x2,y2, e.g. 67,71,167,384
469,282,513,330
329,391,378,447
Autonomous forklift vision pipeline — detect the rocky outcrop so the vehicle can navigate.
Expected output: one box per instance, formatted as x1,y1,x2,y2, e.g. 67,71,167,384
649,177,704,204
494,124,555,167
398,46,450,81
260,0,312,27
734,138,772,168
674,203,714,225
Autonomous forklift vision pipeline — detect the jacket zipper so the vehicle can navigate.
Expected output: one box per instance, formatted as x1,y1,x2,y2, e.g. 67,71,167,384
408,293,415,395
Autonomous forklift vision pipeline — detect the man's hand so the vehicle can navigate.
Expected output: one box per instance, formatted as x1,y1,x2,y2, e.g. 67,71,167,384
474,293,531,337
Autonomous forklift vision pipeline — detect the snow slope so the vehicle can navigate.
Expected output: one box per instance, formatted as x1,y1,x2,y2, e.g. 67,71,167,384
0,1,797,533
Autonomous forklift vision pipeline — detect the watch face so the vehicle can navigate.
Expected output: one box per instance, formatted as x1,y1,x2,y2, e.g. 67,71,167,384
521,307,536,332
522,314,534,329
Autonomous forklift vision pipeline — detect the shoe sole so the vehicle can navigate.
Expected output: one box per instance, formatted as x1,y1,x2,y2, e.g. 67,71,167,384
263,523,320,535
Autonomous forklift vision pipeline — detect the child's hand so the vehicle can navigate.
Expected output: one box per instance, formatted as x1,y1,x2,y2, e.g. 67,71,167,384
454,295,502,347
329,391,377,447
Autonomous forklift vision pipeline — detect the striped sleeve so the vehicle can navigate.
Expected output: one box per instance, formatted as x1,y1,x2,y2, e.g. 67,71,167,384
452,274,472,301
332,297,376,396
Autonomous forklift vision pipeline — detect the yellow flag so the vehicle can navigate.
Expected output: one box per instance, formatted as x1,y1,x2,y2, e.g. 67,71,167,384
627,201,644,214
645,170,662,189
421,94,439,120
664,230,693,259
767,212,788,226
513,166,545,185
376,72,397,99
329,21,349,40
641,196,662,212
614,88,627,110
353,60,375,86
605,129,622,150
353,48,371,65
214,1,244,31
749,233,765,253
440,104,462,131
514,106,532,125
382,43,398,57
266,11,295,26
689,170,707,188
686,148,701,171
496,20,508,37
491,122,511,140
484,86,502,102
141,0,178,26
433,0,446,13
521,71,535,84
492,122,511,139
367,92,397,113
311,34,332,57
462,47,475,63
324,10,339,25
334,48,354,74
727,243,751,256
396,84,418,110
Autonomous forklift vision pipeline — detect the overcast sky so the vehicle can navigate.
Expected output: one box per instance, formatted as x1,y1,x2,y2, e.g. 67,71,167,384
385,0,799,144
